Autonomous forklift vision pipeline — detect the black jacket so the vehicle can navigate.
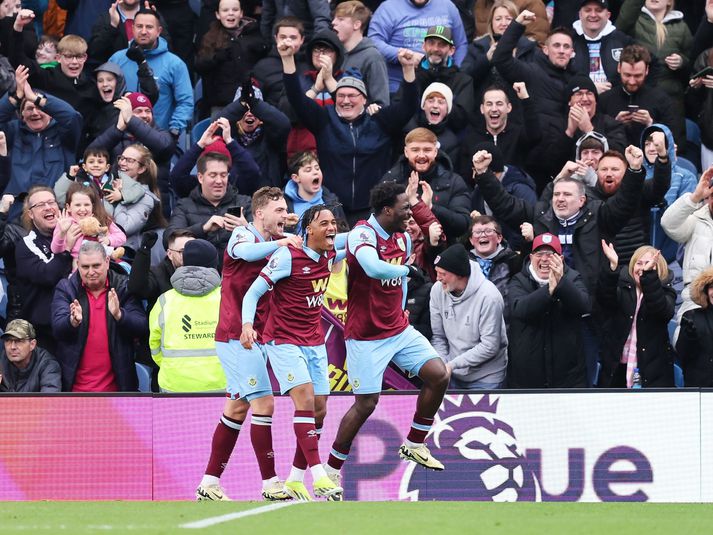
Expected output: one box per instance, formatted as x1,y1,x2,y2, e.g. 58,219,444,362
406,272,433,340
0,346,61,392
598,83,683,148
597,268,675,388
382,155,471,239
507,263,591,388
127,251,175,312
588,158,670,266
165,185,252,259
51,270,147,392
571,28,634,85
678,307,713,387
219,98,292,190
476,167,645,294
195,18,267,108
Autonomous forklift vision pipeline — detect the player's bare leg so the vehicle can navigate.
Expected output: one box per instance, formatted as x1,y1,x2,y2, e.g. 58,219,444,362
399,358,449,471
196,398,249,501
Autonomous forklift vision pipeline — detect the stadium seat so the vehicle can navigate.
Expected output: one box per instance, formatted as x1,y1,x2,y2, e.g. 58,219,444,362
191,117,211,145
685,119,702,172
677,156,699,176
136,363,153,393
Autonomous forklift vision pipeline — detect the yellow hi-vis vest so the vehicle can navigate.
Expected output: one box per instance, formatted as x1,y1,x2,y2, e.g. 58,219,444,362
149,286,226,392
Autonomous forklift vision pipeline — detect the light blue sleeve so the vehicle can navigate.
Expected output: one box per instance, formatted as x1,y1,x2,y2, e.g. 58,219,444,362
170,58,195,131
241,277,271,325
228,227,282,261
348,226,409,280
335,232,348,250
241,247,292,324
335,249,347,263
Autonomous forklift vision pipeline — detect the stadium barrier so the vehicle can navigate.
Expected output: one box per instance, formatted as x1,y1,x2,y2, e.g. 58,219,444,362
1,391,712,502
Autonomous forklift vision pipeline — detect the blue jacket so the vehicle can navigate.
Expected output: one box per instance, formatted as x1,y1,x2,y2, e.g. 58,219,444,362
0,93,82,200
642,123,698,262
284,72,418,211
368,0,468,92
109,37,193,131
283,179,345,231
51,269,147,392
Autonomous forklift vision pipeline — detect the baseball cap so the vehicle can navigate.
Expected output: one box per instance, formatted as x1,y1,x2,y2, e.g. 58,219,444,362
2,319,36,340
580,0,609,8
532,233,563,255
424,25,454,46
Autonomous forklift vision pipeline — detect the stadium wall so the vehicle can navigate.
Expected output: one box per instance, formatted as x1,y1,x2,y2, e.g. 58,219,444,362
1,391,711,502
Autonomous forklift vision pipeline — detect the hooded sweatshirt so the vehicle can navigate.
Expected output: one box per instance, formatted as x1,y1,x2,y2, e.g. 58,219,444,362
571,19,633,85
429,260,508,384
341,37,391,107
642,123,697,261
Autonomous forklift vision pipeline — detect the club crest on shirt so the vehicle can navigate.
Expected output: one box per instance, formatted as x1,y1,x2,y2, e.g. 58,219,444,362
358,231,371,243
611,48,622,62
248,376,257,387
396,237,406,251
352,378,360,389
267,256,279,272
287,373,295,383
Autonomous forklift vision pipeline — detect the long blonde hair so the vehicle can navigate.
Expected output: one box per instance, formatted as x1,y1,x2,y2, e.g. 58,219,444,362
485,0,519,42
647,0,673,50
628,245,669,282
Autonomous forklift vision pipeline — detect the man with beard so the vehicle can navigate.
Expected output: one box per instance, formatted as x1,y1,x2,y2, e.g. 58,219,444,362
382,127,470,239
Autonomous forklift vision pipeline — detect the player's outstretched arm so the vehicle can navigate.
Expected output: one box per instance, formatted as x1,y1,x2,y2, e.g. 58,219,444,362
349,227,409,280
241,276,271,328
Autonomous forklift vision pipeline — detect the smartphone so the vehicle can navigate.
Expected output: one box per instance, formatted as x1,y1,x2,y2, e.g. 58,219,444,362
627,104,639,112
691,66,713,79
226,206,243,217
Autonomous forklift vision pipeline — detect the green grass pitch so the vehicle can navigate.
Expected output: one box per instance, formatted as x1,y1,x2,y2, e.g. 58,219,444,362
2,502,713,534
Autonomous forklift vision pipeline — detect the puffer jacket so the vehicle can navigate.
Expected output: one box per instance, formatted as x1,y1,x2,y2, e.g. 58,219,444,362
676,268,713,386
597,267,676,388
382,154,471,239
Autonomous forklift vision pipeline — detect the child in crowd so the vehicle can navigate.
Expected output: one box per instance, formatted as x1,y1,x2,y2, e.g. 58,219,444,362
51,182,126,264
35,35,59,68
283,151,345,231
54,147,145,215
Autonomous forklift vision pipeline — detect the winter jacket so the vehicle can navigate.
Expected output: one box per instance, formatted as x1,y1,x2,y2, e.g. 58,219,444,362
54,169,145,215
409,199,447,281
493,20,576,132
283,180,345,228
51,269,147,391
430,261,508,385
477,166,645,294
128,253,175,312
546,114,628,171
56,0,112,40
260,0,332,42
88,10,172,66
113,185,161,251
687,48,713,148
51,218,126,259
0,93,82,208
677,270,713,387
474,0,550,45
616,0,693,103
219,99,291,191
468,246,522,308
406,273,433,340
341,37,390,106
660,193,713,330
571,20,634,85
165,185,252,259
641,123,697,262
597,267,675,388
598,82,683,150
195,18,267,109
471,165,537,252
284,71,418,212
394,59,475,131
86,61,159,141
382,155,471,239
88,116,175,206
109,37,193,131
13,227,73,333
0,346,61,392
253,48,310,111
368,0,468,92
507,262,591,388
149,265,225,392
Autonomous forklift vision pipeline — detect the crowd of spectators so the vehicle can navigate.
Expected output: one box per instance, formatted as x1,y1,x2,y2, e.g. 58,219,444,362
2,0,713,393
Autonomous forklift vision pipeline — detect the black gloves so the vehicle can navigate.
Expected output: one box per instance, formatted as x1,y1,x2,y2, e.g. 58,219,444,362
240,77,257,109
140,231,158,251
126,43,146,65
406,264,427,283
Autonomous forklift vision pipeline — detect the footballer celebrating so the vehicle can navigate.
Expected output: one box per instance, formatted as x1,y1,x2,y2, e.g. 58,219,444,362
326,182,450,488
196,187,301,502
241,205,345,501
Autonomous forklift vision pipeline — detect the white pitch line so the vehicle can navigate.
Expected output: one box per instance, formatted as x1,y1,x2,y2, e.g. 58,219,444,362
179,501,302,529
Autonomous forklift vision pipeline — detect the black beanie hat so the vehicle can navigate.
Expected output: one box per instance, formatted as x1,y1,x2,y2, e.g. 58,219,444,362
434,243,471,277
183,239,218,270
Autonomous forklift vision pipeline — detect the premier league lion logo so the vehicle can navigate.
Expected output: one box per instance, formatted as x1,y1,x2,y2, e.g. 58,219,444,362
399,394,541,502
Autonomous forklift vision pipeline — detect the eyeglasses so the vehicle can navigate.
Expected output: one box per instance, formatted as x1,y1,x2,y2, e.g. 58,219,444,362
4,337,30,345
533,250,557,258
60,53,87,60
472,228,498,237
118,155,139,165
312,45,334,54
29,199,58,210
168,248,184,254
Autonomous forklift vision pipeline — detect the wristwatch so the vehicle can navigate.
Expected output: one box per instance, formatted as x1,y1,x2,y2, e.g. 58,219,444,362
33,93,45,107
